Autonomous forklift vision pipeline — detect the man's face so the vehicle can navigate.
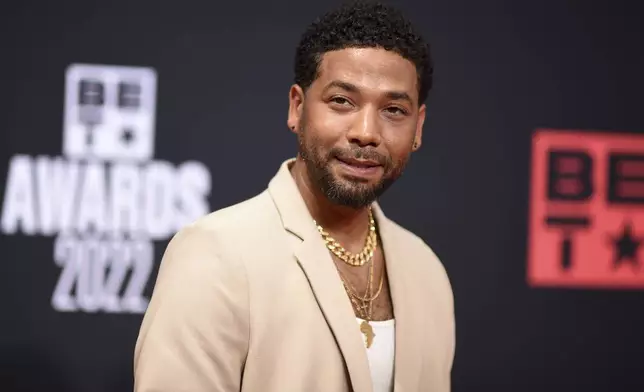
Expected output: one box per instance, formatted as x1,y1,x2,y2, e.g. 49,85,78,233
288,47,426,209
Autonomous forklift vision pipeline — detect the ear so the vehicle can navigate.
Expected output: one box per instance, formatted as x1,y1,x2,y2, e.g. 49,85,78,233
287,84,305,134
412,103,426,151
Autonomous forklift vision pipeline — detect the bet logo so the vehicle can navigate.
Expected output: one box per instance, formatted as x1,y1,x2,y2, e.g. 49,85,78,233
528,129,644,289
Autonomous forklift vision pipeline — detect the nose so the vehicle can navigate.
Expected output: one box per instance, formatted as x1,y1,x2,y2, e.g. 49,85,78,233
346,106,382,147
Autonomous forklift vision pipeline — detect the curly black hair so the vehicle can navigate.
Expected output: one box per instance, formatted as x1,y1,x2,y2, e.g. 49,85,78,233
294,0,433,105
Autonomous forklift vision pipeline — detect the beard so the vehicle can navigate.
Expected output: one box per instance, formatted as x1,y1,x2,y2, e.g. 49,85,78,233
297,121,408,209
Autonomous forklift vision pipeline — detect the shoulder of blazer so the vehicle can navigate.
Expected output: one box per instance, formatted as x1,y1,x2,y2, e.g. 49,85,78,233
167,190,278,259
381,215,444,266
381,216,453,299
184,190,275,235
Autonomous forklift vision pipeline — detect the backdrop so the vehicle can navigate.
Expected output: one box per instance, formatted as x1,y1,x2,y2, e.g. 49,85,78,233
1,0,643,391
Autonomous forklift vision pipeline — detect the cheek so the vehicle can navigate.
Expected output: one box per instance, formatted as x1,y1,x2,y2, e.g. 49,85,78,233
381,130,415,161
314,105,352,138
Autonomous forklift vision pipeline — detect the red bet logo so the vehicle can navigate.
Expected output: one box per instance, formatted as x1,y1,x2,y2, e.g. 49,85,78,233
528,129,644,289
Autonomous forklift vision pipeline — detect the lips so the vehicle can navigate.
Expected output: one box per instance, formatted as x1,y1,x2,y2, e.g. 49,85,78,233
335,156,383,180
336,156,381,168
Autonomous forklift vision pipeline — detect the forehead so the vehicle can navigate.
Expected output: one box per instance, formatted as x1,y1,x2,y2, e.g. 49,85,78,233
315,47,419,99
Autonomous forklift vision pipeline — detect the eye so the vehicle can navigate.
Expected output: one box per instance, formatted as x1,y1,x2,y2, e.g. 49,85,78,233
329,96,352,106
385,106,408,116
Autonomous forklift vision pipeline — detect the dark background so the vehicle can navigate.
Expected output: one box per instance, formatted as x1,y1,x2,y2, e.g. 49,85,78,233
0,0,643,391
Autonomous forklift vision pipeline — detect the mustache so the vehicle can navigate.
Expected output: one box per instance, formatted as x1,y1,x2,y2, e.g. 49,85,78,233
330,147,388,166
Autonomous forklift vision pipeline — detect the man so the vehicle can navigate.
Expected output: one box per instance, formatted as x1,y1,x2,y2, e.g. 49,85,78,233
133,1,455,391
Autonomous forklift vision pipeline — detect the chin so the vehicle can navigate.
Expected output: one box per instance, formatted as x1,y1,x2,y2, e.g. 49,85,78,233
338,179,381,196
344,177,382,190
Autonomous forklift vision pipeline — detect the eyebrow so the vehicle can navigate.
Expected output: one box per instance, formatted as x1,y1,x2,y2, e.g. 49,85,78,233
323,80,413,104
385,91,412,104
323,80,359,94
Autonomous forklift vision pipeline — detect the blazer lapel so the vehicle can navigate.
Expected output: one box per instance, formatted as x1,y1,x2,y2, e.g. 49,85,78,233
268,159,373,392
372,204,422,391
294,237,374,392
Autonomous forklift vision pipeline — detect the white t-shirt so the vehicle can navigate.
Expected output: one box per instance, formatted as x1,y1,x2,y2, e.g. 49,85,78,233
356,318,396,392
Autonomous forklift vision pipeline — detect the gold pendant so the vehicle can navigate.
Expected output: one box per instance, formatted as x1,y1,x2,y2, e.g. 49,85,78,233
360,320,375,348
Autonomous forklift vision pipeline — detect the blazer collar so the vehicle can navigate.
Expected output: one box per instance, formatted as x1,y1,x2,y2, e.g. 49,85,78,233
267,158,421,392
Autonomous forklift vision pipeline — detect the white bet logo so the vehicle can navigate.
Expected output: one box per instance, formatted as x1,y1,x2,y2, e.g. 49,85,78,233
62,63,157,162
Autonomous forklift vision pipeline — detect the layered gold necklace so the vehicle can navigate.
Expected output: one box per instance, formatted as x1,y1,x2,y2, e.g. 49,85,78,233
313,207,383,348
314,208,378,266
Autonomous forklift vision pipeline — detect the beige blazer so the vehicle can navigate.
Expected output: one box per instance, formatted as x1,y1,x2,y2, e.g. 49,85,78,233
134,158,455,392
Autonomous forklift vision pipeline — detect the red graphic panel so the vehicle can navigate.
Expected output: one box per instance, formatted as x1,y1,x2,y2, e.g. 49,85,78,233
528,129,644,289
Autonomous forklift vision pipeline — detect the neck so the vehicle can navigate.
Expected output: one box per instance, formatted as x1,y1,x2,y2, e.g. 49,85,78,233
290,156,371,238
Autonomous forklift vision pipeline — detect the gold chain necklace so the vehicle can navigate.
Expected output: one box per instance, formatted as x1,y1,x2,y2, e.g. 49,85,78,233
314,208,381,348
342,258,377,348
336,266,384,302
337,262,383,348
314,207,378,267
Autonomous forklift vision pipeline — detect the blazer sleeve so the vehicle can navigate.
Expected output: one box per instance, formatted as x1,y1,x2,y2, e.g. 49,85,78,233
133,225,250,392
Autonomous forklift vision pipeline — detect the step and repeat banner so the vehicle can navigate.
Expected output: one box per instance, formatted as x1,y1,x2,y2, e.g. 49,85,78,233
2,64,212,316
0,0,642,391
